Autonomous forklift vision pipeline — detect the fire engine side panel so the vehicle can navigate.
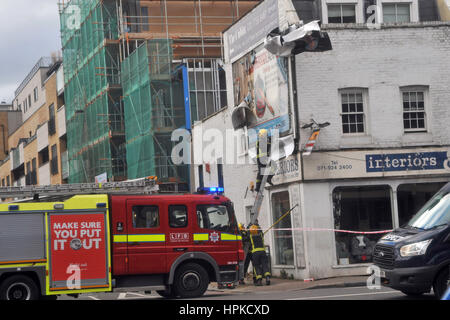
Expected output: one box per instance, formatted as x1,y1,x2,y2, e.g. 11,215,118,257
0,213,45,263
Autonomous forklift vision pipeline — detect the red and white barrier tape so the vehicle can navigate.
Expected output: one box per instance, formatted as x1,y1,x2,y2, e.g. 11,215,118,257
266,227,393,234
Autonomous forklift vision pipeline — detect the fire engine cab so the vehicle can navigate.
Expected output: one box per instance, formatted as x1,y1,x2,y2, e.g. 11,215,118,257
0,179,243,300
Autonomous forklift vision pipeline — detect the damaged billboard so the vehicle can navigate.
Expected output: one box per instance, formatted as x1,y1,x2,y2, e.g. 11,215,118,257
232,46,291,141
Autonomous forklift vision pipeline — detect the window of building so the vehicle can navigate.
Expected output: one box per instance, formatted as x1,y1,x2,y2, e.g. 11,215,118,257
50,144,58,175
187,58,227,122
217,161,224,190
271,191,294,266
33,87,38,102
140,6,149,31
169,205,188,228
28,95,31,109
26,161,31,185
31,158,37,185
327,4,357,23
333,185,393,265
132,205,159,229
198,165,204,190
340,90,365,134
38,147,49,166
402,88,427,132
383,3,411,23
397,182,446,227
48,104,56,135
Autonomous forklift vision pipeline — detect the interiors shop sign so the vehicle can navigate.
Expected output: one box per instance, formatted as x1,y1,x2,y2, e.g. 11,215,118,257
302,148,450,180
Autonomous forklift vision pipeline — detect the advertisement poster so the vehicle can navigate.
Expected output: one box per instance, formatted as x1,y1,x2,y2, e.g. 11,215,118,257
232,45,291,146
49,213,108,288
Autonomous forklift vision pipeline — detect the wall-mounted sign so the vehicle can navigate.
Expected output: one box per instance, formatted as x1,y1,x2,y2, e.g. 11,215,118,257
303,148,450,180
225,0,279,62
271,154,301,185
366,151,448,172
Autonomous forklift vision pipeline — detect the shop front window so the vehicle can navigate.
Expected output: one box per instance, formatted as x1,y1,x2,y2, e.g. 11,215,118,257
271,191,294,266
333,186,393,265
397,182,446,227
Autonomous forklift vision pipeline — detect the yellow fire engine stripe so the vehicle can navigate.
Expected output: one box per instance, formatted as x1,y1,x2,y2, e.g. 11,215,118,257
221,233,242,241
0,263,47,269
113,235,128,243
193,233,209,241
127,234,166,242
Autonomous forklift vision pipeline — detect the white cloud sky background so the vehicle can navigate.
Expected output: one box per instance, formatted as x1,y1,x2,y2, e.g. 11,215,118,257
0,0,61,102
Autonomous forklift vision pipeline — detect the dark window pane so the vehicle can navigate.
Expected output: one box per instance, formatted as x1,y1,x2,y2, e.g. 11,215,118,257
357,123,364,132
169,205,188,228
333,186,393,265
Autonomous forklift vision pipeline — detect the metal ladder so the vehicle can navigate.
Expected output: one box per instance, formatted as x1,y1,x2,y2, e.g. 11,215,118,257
0,177,159,199
249,161,275,226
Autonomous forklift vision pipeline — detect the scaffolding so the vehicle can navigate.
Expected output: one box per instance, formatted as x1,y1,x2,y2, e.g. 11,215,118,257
58,0,259,185
121,39,186,181
59,0,125,183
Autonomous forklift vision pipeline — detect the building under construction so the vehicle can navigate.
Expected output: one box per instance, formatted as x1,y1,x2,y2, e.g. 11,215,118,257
58,0,259,187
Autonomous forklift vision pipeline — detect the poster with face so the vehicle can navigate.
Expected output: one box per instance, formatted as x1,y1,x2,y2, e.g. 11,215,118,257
232,45,291,146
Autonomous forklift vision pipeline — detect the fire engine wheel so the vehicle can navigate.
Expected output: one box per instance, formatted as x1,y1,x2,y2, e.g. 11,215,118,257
433,267,449,299
0,275,39,301
173,263,209,298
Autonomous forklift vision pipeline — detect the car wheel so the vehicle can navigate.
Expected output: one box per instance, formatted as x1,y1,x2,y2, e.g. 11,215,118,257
0,275,40,301
173,263,209,298
433,267,449,299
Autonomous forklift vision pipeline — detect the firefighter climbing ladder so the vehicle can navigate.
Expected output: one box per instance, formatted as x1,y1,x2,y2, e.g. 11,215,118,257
0,177,159,199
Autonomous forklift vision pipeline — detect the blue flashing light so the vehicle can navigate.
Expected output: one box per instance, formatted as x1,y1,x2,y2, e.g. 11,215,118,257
197,187,225,195
9,205,19,211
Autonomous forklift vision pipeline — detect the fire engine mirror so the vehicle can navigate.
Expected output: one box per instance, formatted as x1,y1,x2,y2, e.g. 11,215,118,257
117,222,124,232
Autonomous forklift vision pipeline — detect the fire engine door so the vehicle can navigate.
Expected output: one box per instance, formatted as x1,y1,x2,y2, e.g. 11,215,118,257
193,204,241,265
165,203,195,266
126,200,167,274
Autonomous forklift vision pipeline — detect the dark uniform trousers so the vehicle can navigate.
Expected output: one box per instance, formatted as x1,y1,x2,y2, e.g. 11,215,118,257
250,232,271,280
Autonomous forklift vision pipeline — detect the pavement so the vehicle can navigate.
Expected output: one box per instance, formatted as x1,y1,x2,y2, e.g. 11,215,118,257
208,274,369,293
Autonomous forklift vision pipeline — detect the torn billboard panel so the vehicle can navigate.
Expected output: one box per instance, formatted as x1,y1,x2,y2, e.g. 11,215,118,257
264,20,332,57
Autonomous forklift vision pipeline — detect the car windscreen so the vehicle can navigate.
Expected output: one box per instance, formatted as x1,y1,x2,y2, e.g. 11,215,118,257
407,189,450,230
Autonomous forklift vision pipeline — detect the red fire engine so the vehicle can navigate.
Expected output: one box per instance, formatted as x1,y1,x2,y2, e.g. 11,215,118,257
0,179,243,300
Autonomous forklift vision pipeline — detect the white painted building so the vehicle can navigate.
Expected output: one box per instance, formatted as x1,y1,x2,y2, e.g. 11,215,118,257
191,0,450,280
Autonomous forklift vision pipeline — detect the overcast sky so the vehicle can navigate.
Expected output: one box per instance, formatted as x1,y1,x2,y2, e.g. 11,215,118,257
0,0,61,103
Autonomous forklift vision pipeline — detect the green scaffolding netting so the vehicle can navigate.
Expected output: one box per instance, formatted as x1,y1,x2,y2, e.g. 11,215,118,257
121,39,187,181
60,0,123,183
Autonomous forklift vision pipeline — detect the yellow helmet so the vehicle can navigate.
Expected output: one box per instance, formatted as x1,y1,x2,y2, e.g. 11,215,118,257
249,224,260,235
238,223,244,231
258,129,268,137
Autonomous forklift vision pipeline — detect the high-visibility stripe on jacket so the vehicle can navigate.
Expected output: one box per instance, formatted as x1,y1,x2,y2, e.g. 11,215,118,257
250,231,265,253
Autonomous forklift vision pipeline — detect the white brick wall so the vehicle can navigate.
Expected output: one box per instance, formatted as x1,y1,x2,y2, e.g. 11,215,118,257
295,23,450,151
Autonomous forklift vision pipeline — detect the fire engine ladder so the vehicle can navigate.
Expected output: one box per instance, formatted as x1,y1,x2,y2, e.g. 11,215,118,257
0,177,159,199
249,161,275,226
